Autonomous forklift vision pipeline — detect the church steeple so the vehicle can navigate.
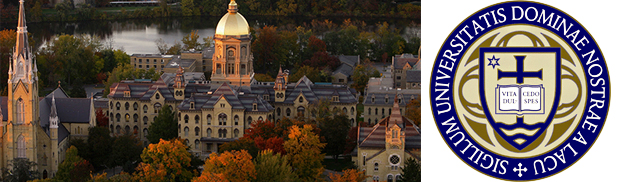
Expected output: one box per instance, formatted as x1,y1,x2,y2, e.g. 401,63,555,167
11,0,36,84
15,0,30,61
49,95,58,129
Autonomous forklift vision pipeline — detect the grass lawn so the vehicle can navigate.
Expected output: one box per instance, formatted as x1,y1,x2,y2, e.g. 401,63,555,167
323,158,355,172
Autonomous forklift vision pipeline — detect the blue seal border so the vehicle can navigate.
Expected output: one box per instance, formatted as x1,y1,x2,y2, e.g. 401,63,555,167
429,1,610,181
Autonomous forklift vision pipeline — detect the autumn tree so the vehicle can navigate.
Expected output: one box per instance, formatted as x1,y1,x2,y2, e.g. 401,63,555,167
69,160,94,182
351,59,380,94
254,149,297,182
254,73,275,82
252,26,286,75
400,157,421,182
95,108,109,127
182,30,202,51
147,104,178,144
303,51,341,71
196,150,256,182
405,95,421,127
284,125,325,181
218,138,259,158
318,114,351,159
288,66,321,83
56,146,91,181
134,138,196,182
328,169,367,182
0,30,17,91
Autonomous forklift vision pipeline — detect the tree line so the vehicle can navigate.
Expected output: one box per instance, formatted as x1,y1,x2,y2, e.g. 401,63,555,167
1,0,420,23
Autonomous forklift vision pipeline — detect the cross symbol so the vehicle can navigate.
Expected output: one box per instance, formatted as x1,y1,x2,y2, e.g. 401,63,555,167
513,163,528,177
498,55,542,84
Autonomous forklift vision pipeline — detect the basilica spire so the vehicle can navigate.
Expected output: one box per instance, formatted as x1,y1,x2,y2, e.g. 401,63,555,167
50,95,58,129
15,0,30,60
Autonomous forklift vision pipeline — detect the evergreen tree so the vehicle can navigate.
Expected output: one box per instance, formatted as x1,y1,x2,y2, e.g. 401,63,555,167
400,157,421,182
147,104,178,144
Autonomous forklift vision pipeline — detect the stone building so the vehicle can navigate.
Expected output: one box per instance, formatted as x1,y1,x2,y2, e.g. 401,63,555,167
130,48,215,74
352,97,421,182
332,55,360,85
108,0,358,159
391,53,420,89
0,2,96,178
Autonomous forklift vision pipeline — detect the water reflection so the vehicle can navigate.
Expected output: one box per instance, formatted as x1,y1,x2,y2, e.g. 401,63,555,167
3,16,420,54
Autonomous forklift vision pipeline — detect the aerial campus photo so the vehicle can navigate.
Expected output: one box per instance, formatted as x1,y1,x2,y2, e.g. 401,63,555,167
0,0,420,181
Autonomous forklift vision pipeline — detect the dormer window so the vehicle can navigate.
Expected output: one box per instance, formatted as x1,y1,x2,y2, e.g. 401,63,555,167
124,91,130,97
332,96,339,102
190,102,195,109
371,95,375,103
253,103,258,111
299,97,303,103
220,104,225,108
263,95,269,100
156,93,160,99
385,96,389,103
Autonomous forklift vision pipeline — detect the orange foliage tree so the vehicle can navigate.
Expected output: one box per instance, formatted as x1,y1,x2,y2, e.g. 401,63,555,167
405,95,421,127
284,125,326,181
194,150,256,182
329,169,368,182
134,138,196,182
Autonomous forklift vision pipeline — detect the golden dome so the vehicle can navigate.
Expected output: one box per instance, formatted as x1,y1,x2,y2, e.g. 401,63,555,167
215,0,250,36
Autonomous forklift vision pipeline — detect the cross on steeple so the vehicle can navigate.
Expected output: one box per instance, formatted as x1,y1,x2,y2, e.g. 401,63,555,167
498,55,542,84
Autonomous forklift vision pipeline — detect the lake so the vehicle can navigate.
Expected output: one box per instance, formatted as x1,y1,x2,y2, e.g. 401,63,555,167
2,16,420,54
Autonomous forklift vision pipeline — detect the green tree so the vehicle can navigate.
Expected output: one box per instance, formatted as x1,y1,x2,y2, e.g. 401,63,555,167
400,157,421,182
104,64,161,96
147,104,178,144
1,158,39,182
181,0,195,16
56,146,87,181
87,126,113,171
318,114,351,159
30,1,43,22
112,134,144,173
288,66,320,83
254,149,297,182
284,125,325,181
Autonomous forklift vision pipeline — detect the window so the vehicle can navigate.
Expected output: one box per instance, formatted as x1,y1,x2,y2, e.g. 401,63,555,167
133,114,138,122
154,103,162,113
375,108,378,115
139,59,142,63
207,128,212,137
154,65,157,69
194,140,200,150
184,127,189,137
374,163,379,171
253,104,257,111
143,128,148,138
133,103,138,110
299,97,303,103
195,115,200,124
368,108,371,115
247,116,252,125
143,116,148,125
116,113,121,122
143,105,148,113
234,115,239,125
184,115,189,123
190,102,194,109
146,65,149,69
17,135,26,158
382,108,385,115
16,98,24,124
363,156,366,166
220,104,225,108
125,102,130,110
116,125,121,134
133,126,139,136
234,129,239,138
116,102,121,110
286,108,291,117
351,107,355,115
343,107,347,114
396,175,402,182
146,59,150,63
155,93,160,99
125,126,130,134
390,155,400,165
387,175,393,182
139,65,142,68
207,115,212,125
396,76,401,80
110,101,113,109
277,108,281,116
297,106,305,118
218,114,227,125
125,114,130,122
195,127,200,136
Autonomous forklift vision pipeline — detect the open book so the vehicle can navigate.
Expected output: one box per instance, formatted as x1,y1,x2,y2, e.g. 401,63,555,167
496,85,544,113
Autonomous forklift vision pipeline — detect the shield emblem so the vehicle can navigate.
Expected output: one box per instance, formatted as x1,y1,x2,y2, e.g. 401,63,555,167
479,47,561,151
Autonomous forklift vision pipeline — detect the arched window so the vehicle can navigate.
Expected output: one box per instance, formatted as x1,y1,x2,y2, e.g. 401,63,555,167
116,102,120,110
133,114,138,122
207,128,212,137
374,163,379,171
184,115,189,123
396,175,402,182
110,124,114,131
297,106,305,118
375,108,378,115
351,107,355,116
154,103,162,113
143,116,148,125
17,135,25,158
133,103,138,110
234,115,239,125
143,128,148,138
363,156,366,166
125,102,130,110
343,107,347,114
299,97,303,103
125,114,130,122
194,140,200,150
258,116,263,121
234,129,240,138
207,114,212,125
286,108,291,117
125,126,130,134
116,113,121,122
156,93,160,99
277,108,281,116
368,108,371,115
43,170,48,179
240,64,246,75
116,125,121,134
110,101,113,109
382,108,385,115
218,113,227,125
195,127,200,136
195,115,200,124
368,119,371,125
216,64,222,74
184,127,189,137
247,116,253,126
133,126,139,136
143,105,148,113
16,98,24,124
387,175,393,182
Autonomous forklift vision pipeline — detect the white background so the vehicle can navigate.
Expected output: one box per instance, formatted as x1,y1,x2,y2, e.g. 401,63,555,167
421,0,619,181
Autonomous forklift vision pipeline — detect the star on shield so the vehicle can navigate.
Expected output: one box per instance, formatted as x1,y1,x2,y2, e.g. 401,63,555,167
488,55,500,68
